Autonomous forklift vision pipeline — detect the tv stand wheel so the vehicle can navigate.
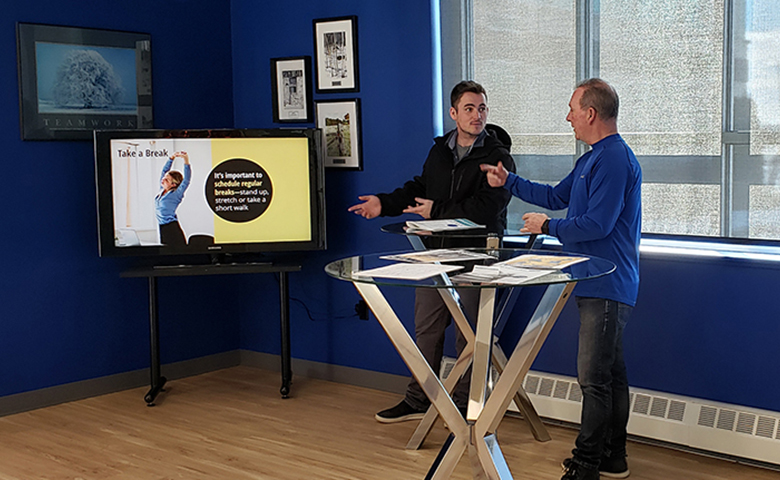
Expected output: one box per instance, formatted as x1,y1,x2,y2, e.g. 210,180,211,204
280,384,290,398
144,376,167,406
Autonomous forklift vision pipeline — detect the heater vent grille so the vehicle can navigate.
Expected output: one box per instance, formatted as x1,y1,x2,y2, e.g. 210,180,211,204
568,383,583,403
717,409,737,431
668,400,686,422
736,412,757,435
538,377,555,397
633,393,651,415
553,381,570,400
650,397,669,418
756,416,776,439
699,406,717,428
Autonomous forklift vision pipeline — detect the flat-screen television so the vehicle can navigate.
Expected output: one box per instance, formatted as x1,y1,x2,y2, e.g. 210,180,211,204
94,128,326,259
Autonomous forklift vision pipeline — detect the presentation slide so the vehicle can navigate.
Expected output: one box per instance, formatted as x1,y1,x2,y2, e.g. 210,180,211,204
109,136,312,248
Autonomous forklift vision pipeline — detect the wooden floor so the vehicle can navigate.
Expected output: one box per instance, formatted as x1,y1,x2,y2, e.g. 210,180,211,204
0,366,777,480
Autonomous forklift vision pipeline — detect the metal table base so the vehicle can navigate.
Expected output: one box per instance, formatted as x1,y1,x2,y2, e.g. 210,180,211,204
354,280,576,479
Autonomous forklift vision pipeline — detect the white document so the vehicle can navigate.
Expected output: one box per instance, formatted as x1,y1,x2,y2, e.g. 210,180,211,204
354,263,463,281
499,254,588,270
451,265,556,285
380,248,494,263
405,218,485,232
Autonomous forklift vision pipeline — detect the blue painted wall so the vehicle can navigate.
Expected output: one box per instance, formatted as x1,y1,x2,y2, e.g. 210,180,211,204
2,0,779,418
231,0,438,377
0,0,239,397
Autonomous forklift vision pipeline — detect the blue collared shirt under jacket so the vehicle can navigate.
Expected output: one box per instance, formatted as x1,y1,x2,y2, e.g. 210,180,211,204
155,159,191,226
504,134,642,306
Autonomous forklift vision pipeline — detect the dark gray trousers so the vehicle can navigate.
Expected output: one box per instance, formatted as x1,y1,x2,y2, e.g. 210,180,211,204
404,287,480,411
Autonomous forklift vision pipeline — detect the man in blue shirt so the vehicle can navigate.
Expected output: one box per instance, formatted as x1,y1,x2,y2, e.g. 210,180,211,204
481,78,641,480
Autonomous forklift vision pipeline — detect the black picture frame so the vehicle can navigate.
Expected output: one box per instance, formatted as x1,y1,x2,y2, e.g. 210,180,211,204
270,56,314,123
313,16,360,93
316,98,362,170
16,23,153,141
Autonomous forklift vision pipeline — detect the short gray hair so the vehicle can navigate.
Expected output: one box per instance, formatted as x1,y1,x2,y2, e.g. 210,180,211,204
576,78,619,120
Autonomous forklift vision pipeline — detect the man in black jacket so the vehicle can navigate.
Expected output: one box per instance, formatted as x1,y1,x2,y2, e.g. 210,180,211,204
349,81,516,423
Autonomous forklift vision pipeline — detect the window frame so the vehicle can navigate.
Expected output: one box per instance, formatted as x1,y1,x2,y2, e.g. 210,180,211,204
441,0,780,248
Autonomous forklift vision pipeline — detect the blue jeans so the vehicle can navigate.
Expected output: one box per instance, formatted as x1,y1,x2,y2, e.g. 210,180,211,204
571,297,632,470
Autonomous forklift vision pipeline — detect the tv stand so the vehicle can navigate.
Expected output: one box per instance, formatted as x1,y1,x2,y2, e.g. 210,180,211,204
122,262,302,405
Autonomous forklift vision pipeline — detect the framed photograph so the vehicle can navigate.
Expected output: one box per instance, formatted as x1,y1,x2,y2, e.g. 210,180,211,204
313,16,359,93
16,23,153,141
270,56,313,123
316,99,362,170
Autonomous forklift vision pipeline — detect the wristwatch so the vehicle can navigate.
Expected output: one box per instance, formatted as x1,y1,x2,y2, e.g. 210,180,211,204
541,218,550,235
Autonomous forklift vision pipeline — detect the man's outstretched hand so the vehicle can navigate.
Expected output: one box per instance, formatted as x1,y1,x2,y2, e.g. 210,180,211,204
480,162,509,187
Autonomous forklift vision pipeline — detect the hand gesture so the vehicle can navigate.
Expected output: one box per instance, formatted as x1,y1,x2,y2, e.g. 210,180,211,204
348,195,382,219
480,162,508,187
403,197,433,219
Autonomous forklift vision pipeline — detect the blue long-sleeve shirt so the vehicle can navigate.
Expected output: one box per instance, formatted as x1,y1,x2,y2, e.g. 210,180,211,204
155,159,191,226
505,134,642,305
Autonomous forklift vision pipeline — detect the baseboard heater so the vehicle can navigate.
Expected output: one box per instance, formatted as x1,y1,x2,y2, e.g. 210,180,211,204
440,358,780,467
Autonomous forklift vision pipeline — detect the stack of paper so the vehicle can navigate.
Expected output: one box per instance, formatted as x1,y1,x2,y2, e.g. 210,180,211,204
498,254,588,269
405,218,485,232
380,249,494,263
450,264,556,285
353,263,463,281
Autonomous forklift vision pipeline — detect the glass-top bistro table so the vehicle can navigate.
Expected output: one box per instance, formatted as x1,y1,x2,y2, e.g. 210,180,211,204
380,222,548,446
325,248,614,480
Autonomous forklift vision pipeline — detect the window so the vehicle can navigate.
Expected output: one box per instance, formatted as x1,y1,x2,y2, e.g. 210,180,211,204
443,0,780,241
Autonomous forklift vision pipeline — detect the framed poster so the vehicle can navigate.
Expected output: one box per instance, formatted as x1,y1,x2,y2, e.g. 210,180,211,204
316,99,362,170
271,56,313,123
313,16,359,93
16,23,153,141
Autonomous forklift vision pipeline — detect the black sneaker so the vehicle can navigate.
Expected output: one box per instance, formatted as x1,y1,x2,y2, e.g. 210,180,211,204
561,458,599,480
374,400,425,424
599,455,630,478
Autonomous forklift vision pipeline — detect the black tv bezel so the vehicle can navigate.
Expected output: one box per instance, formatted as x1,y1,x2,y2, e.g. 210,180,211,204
94,128,326,258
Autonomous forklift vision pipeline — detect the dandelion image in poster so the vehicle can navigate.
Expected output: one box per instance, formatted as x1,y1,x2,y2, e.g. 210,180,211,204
323,31,348,79
324,112,351,157
34,42,138,114
282,69,304,109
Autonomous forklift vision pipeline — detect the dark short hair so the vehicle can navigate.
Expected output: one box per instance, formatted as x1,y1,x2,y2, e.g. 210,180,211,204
576,78,619,120
450,80,487,109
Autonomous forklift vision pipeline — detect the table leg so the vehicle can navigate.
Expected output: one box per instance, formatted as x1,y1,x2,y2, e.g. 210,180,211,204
407,287,476,450
468,289,496,421
472,282,576,475
353,283,471,472
491,286,551,440
425,433,470,480
490,346,552,442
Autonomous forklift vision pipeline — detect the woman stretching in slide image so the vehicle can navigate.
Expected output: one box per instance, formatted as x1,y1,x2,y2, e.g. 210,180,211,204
155,151,191,246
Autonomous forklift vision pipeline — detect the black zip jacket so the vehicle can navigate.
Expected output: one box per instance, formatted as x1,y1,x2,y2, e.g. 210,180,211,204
377,125,516,247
